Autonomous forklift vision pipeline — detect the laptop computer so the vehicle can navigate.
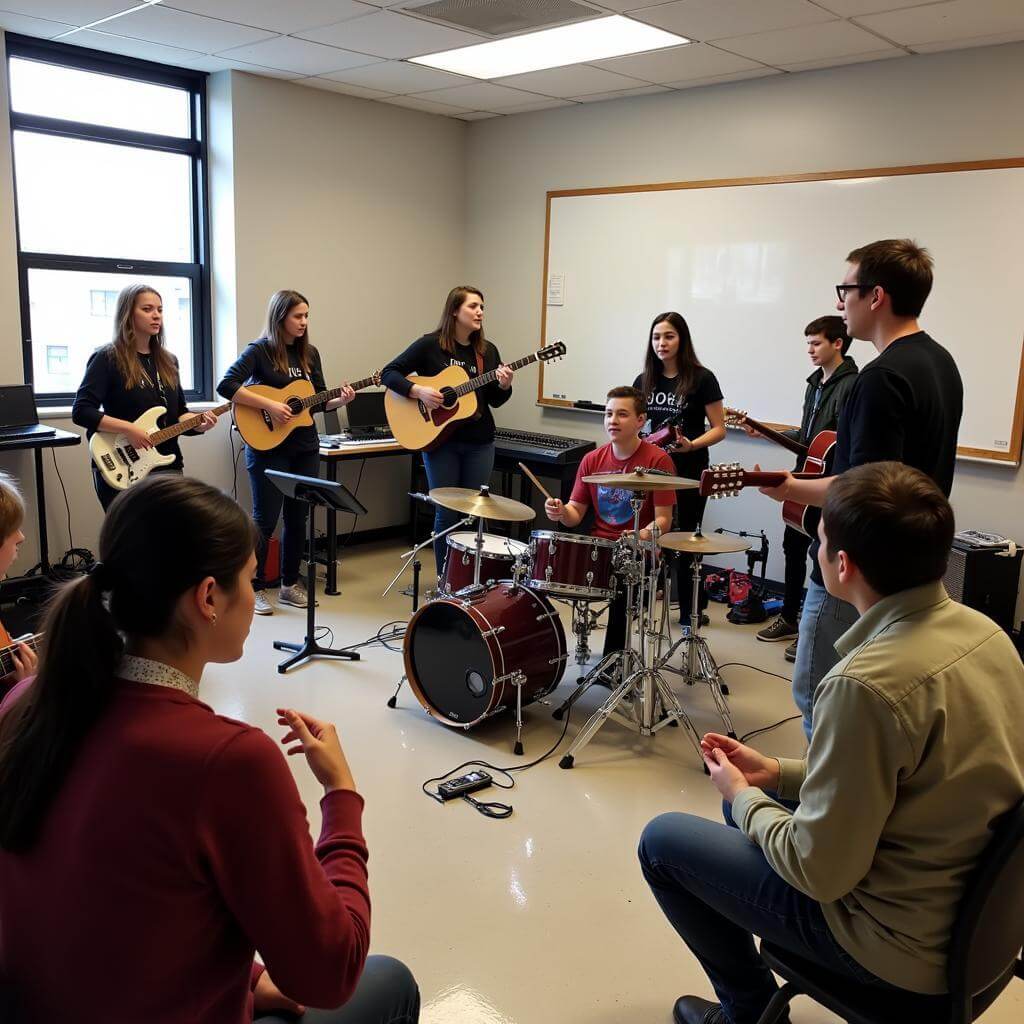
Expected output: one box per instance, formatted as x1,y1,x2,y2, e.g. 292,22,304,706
0,384,56,440
345,391,393,439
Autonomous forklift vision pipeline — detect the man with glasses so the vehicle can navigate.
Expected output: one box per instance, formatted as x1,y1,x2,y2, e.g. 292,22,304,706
760,238,962,739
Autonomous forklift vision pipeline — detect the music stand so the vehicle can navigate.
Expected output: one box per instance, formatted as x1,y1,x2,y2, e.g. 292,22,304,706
265,469,368,674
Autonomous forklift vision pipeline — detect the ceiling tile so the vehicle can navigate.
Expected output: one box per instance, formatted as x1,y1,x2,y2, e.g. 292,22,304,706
813,0,951,14
0,11,74,38
663,67,782,88
61,28,207,65
628,0,835,41
454,110,500,120
856,0,1024,47
97,4,276,53
714,21,900,64
581,0,672,10
322,59,472,93
300,77,395,98
596,42,763,82
221,63,306,79
414,81,548,111
912,28,1024,53
500,97,578,113
218,35,378,74
382,93,469,114
495,64,647,98
162,1,376,34
779,48,906,71
0,2,129,23
295,10,484,59
570,83,671,102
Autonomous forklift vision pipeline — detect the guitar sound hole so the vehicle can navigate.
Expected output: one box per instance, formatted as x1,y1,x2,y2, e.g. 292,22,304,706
441,388,457,408
287,399,302,414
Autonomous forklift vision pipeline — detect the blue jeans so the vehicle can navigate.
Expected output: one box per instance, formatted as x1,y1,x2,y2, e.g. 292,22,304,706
639,812,893,1024
254,955,419,1023
792,579,858,741
421,440,495,574
246,447,321,590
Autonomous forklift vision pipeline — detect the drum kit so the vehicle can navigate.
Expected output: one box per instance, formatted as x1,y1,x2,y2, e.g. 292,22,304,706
390,470,748,767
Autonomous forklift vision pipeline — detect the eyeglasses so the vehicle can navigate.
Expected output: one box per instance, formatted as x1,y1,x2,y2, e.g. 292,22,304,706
835,283,870,302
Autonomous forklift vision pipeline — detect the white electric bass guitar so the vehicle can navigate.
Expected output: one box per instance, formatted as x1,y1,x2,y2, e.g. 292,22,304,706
89,402,231,491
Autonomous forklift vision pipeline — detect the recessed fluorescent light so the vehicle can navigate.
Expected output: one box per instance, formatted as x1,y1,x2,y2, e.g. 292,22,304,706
410,15,688,80
57,0,163,39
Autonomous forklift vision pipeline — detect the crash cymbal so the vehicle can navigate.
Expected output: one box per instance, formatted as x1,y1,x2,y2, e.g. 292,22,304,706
659,531,749,555
581,469,700,491
429,486,536,523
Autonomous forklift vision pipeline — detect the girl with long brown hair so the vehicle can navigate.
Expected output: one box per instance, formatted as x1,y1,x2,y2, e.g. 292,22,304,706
381,286,514,574
218,290,355,616
633,311,725,624
0,474,419,1024
72,283,218,510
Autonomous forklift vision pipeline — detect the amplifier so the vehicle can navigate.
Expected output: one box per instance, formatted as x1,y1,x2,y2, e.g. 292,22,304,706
942,543,1022,632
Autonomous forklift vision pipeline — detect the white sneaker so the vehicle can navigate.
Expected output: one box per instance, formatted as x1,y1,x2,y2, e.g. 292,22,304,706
254,592,274,616
279,581,317,608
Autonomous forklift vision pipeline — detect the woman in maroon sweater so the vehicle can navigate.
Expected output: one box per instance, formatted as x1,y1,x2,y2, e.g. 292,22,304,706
0,476,418,1024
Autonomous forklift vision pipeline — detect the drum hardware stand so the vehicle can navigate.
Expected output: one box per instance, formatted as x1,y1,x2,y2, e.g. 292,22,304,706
556,495,704,769
264,471,368,674
656,526,737,739
568,599,608,681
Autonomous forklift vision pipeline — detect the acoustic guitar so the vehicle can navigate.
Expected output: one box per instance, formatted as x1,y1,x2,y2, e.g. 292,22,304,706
724,407,837,536
233,373,381,451
0,632,42,678
90,403,231,491
384,341,566,452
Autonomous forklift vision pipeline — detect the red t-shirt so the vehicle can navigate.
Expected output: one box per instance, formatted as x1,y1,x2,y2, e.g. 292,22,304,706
570,440,676,540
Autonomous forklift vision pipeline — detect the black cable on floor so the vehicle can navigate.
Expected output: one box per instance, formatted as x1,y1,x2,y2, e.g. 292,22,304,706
50,448,74,554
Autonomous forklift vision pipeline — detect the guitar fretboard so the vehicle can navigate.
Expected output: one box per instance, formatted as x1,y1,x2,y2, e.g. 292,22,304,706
732,414,808,459
148,403,231,445
453,353,538,398
297,375,379,411
0,633,42,677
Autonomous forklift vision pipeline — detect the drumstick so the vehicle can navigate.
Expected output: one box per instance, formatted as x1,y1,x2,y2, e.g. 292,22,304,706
518,461,554,502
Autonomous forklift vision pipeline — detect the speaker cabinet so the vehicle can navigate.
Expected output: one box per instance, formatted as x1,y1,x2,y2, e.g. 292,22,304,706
943,544,1022,632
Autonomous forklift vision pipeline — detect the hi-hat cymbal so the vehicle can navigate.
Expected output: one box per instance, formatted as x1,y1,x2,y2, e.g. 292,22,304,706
429,486,536,522
659,531,749,555
581,470,700,491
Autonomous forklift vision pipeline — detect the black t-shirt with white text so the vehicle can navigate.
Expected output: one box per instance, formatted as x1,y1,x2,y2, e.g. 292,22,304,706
633,367,723,477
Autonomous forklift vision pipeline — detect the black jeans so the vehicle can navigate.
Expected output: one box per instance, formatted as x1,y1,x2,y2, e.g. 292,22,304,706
92,466,182,512
246,447,321,590
781,526,812,624
254,955,419,1023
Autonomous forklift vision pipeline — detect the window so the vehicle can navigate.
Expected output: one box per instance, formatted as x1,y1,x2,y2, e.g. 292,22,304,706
6,36,211,404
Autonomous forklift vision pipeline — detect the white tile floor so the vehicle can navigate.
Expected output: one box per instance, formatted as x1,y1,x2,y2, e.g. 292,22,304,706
200,541,1024,1024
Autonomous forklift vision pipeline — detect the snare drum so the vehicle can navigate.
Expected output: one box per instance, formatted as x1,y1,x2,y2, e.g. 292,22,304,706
527,531,617,600
405,581,567,727
442,532,529,593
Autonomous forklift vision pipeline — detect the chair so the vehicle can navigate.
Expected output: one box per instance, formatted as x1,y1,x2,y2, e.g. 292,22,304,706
756,798,1024,1024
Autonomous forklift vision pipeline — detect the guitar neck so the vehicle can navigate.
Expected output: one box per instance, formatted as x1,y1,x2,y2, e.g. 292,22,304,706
298,375,378,411
0,633,42,676
149,403,231,445
738,415,808,458
453,353,537,397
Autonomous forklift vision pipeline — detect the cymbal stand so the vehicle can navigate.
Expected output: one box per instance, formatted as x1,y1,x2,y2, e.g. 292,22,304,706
558,494,703,769
656,528,736,738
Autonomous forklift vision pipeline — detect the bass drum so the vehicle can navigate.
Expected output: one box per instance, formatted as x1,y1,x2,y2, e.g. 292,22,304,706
405,582,567,727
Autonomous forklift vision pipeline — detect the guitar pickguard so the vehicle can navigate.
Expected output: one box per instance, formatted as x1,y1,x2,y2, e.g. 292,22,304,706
431,403,460,427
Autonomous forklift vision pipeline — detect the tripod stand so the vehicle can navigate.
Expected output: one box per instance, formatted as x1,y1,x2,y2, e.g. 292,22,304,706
555,493,704,769
265,469,367,674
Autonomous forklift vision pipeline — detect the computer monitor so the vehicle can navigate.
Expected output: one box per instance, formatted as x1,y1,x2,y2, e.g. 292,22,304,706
346,391,387,430
0,384,40,428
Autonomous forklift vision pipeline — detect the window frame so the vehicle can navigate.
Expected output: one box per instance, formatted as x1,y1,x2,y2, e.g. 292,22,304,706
5,34,212,406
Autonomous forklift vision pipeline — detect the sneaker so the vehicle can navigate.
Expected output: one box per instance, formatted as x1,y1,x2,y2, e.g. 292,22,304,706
253,592,273,616
784,639,798,662
279,581,317,608
757,615,799,643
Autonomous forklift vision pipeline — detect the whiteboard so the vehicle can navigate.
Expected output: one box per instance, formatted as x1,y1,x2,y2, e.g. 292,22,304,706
539,162,1024,463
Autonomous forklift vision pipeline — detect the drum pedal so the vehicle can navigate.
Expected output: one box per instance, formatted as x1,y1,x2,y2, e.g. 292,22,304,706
436,770,493,801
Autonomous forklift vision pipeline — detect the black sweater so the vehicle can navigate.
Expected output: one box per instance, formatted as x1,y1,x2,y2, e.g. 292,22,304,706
72,347,196,470
217,338,328,454
380,332,512,445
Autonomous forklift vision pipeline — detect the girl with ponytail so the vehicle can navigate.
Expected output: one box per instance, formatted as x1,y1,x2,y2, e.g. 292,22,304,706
0,475,418,1024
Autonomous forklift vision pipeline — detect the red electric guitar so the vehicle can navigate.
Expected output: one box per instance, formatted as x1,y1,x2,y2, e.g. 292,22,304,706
646,409,687,450
724,408,837,536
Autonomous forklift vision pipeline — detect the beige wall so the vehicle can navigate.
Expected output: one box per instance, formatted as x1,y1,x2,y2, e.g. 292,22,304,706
464,42,1024,623
0,51,466,576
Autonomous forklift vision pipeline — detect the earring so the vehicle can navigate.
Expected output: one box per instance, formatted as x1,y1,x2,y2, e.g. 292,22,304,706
210,613,218,626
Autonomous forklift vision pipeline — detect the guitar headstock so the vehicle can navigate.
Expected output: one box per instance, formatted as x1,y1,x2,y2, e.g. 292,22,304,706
539,340,566,362
699,462,747,498
371,369,382,386
724,407,748,427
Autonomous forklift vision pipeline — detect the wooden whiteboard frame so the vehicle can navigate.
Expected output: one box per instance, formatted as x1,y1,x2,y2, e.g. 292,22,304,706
538,158,1024,465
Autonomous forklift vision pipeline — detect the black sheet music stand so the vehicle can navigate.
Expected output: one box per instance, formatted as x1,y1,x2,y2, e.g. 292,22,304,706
265,470,368,674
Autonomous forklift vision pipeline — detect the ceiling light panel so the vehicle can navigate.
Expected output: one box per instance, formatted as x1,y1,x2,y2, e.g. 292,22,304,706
410,15,688,79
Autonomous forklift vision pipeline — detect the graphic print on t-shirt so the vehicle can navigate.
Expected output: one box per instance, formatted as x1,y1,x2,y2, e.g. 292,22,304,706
596,485,635,528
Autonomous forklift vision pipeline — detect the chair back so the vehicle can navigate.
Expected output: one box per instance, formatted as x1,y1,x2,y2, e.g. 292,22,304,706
947,798,1024,1006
